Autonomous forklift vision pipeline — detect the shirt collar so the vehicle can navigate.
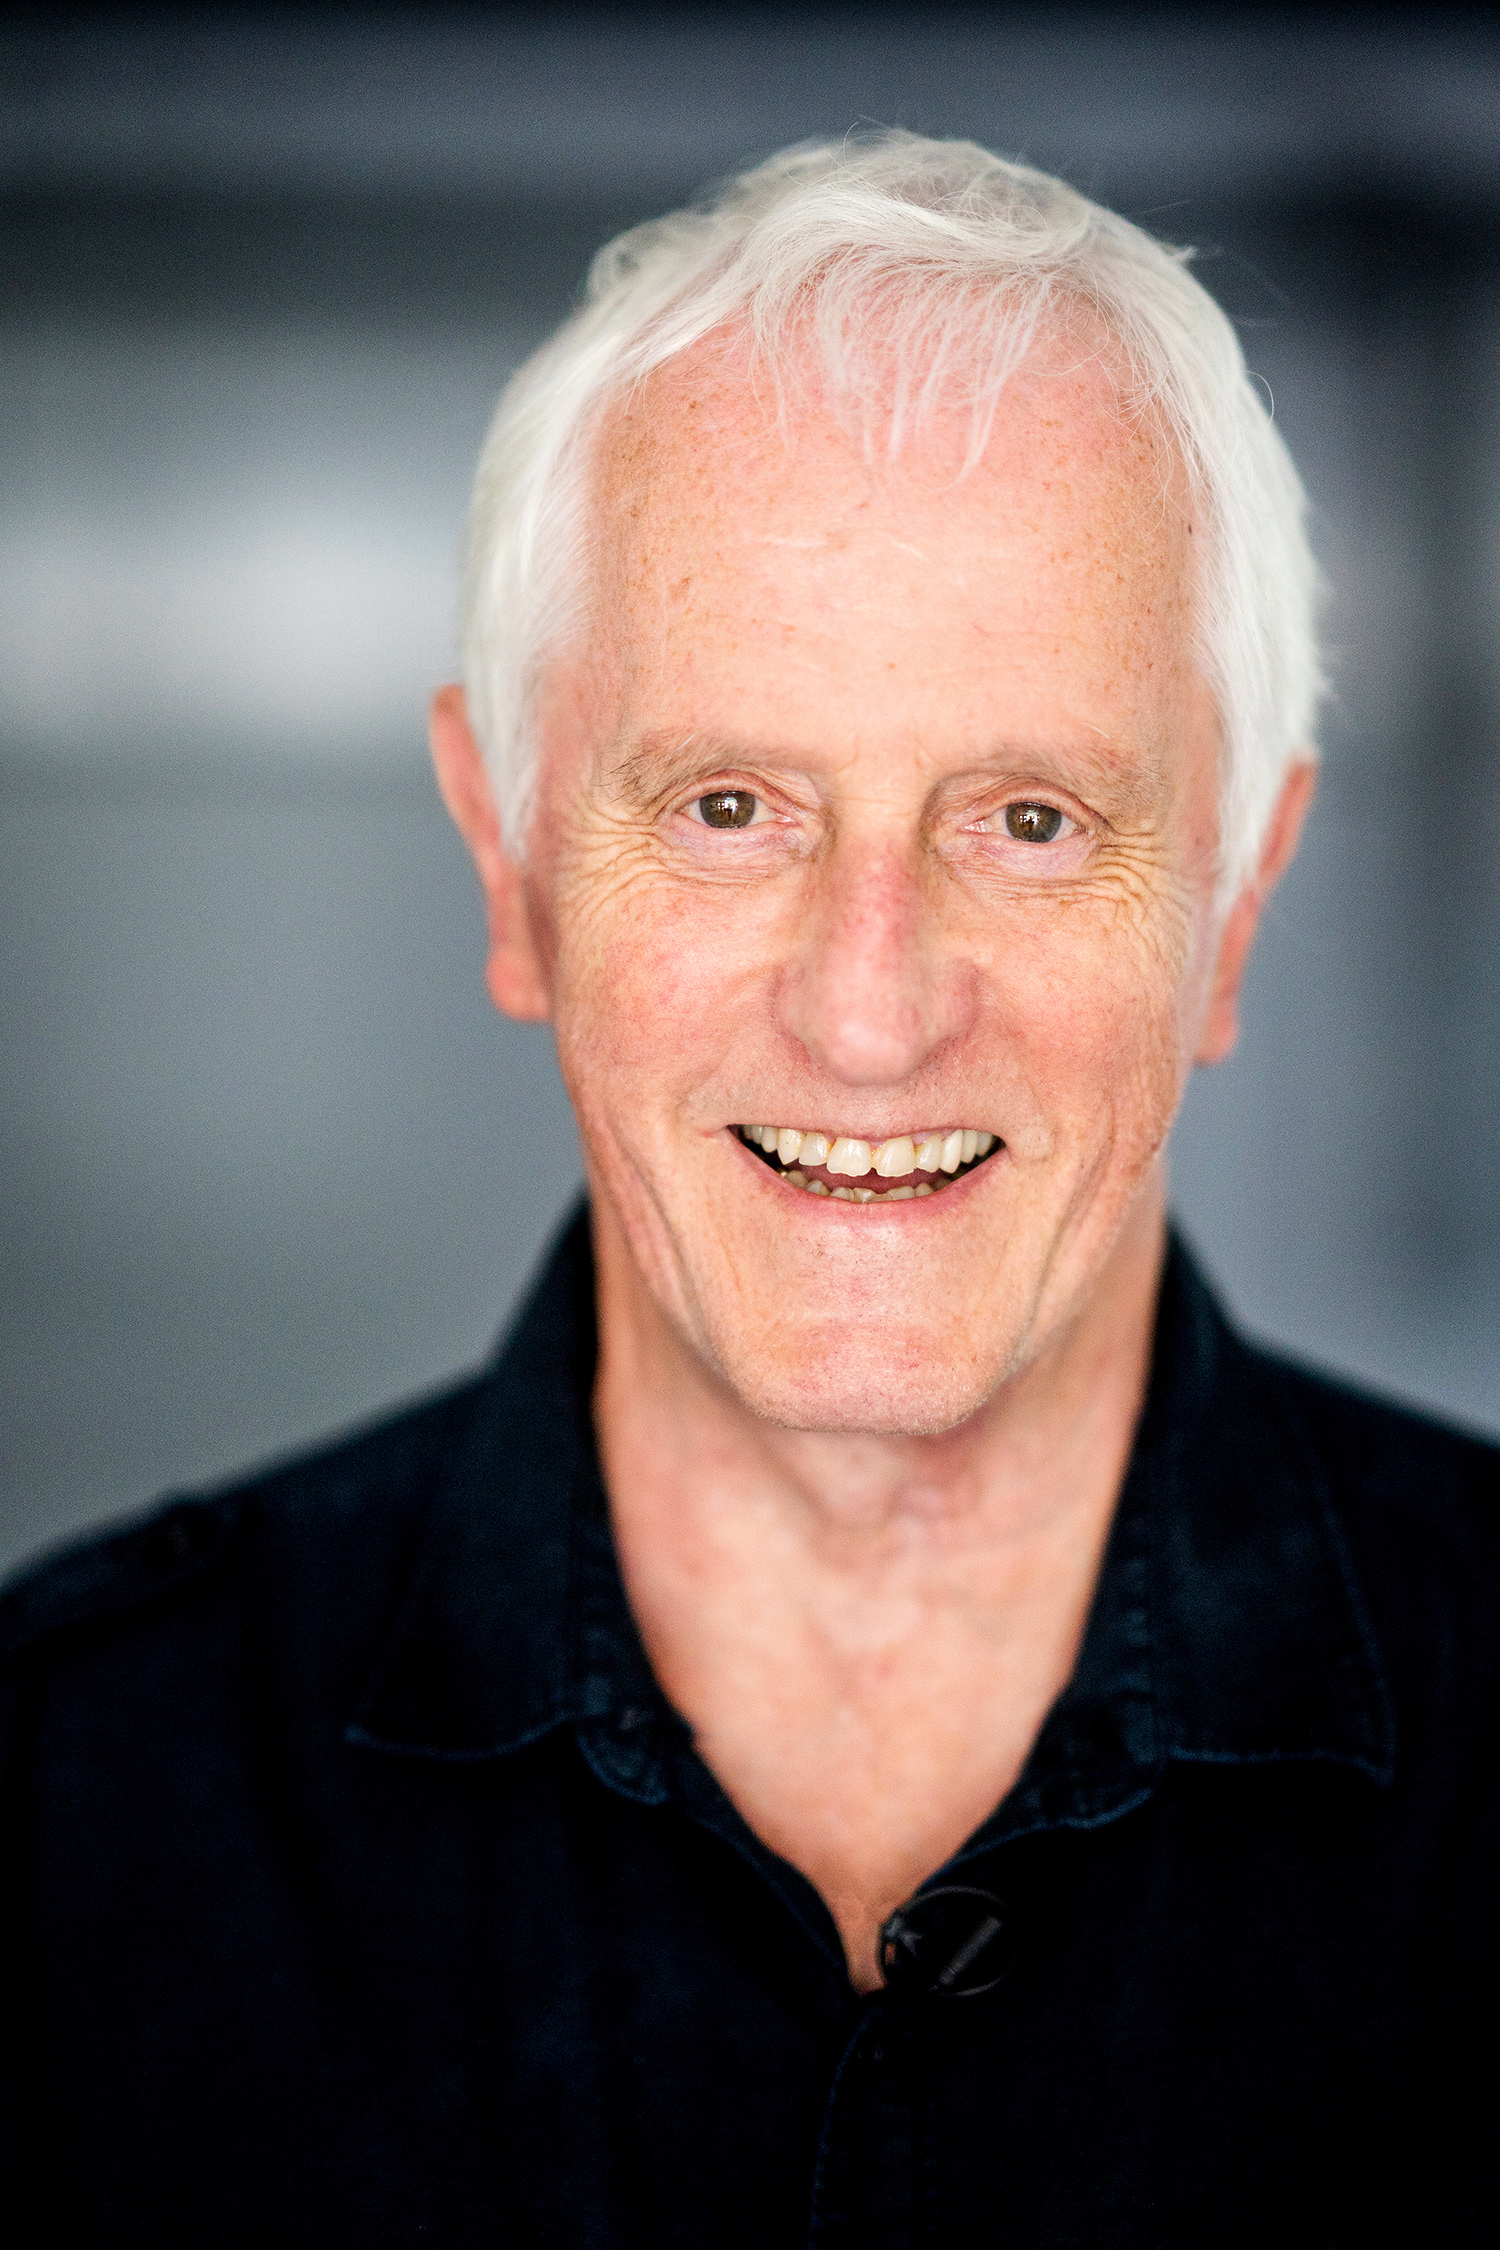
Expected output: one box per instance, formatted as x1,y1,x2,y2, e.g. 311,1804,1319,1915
347,1203,1395,1809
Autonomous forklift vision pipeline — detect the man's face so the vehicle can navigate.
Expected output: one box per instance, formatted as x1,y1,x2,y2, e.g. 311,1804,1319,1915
509,339,1225,1434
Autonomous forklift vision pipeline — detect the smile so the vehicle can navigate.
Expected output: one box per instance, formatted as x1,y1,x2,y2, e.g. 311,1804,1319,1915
739,1125,1000,1201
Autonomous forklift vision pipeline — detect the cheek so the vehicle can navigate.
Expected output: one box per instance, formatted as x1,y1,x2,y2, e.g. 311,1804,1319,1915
547,852,775,1110
988,889,1192,1139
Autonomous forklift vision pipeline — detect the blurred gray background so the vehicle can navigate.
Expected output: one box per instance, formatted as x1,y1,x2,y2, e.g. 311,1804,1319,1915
3,7,1499,1575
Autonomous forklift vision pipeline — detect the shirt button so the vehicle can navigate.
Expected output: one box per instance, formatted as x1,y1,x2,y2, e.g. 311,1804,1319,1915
879,1885,1016,1998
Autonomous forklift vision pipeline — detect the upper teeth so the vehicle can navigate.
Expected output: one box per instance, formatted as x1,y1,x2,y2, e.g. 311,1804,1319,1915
743,1125,995,1177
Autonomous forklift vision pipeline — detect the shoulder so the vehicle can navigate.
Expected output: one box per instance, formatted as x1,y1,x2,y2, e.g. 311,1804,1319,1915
1248,1338,1500,1709
1254,1341,1500,1528
0,1368,494,1674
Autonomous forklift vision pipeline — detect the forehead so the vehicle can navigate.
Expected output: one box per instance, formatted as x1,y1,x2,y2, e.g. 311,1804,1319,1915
585,330,1201,766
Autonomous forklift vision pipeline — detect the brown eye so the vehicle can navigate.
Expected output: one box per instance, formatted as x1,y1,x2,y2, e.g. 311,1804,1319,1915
697,790,758,829
1005,801,1063,843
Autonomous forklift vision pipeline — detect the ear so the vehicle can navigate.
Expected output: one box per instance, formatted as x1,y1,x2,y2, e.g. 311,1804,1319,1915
428,684,551,1022
1195,758,1317,1067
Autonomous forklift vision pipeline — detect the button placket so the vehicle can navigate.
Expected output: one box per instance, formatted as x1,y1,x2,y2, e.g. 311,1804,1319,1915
806,1997,934,2249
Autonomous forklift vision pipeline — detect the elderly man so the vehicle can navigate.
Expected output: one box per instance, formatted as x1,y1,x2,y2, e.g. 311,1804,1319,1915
3,136,1497,2247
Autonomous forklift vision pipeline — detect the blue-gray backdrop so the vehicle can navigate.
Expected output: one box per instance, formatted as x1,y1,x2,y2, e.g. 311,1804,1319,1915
3,8,1498,1571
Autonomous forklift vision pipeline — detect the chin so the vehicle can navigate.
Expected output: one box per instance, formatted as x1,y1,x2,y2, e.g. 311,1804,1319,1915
710,1325,1014,1439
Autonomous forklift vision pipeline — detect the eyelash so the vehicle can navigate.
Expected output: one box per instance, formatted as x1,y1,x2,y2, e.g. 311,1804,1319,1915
677,790,1083,847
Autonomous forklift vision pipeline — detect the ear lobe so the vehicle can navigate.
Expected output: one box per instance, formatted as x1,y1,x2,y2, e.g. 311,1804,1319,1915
1195,758,1317,1067
428,684,551,1023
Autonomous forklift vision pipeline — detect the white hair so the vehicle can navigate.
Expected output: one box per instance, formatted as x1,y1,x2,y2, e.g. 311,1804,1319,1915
460,131,1321,893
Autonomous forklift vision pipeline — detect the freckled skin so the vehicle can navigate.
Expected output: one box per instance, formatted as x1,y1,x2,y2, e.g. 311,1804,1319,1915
432,328,1313,1985
528,340,1223,1435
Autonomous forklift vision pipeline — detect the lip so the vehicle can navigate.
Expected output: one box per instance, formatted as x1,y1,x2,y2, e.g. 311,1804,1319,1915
730,1126,1002,1210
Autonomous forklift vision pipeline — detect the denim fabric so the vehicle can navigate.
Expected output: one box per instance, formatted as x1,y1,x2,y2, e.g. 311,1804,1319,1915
3,1206,1497,2246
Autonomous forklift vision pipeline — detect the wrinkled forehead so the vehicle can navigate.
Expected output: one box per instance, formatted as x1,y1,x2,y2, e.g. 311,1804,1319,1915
547,326,1209,817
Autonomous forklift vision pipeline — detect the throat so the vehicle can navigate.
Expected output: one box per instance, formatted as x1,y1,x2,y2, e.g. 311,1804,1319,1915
602,1411,1120,1990
674,1624,1080,1995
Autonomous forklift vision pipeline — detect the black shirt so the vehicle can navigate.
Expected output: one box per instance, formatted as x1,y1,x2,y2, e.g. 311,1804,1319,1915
3,1208,1498,2247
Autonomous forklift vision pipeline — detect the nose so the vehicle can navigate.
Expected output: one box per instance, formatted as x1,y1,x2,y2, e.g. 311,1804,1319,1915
777,838,975,1087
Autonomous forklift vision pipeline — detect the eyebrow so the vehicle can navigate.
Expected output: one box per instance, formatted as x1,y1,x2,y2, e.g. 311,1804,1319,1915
601,733,764,811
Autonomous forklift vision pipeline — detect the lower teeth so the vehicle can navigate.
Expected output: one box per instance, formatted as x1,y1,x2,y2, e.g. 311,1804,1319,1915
792,1173,944,1202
